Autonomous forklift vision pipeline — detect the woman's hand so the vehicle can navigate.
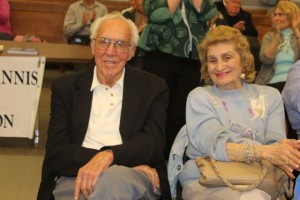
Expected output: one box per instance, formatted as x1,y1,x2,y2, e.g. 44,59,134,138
132,165,160,192
259,139,300,178
292,13,300,34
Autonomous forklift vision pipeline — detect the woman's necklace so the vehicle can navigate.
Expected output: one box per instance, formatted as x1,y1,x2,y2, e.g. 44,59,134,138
277,30,292,52
277,35,291,52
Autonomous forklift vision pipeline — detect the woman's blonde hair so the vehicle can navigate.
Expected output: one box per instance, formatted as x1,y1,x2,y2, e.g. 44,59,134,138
199,25,256,85
275,1,300,28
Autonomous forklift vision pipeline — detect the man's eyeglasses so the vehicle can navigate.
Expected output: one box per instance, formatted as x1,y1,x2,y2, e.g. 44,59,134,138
94,37,131,53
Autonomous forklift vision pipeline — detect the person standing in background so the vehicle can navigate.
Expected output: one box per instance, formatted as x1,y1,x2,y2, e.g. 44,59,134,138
122,0,148,34
138,0,217,159
122,0,148,69
0,0,13,40
63,0,108,45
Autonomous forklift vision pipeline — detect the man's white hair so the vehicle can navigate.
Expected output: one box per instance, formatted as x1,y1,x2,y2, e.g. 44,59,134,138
90,11,139,47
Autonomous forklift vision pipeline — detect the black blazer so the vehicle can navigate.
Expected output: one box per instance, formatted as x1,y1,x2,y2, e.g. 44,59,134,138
37,66,171,200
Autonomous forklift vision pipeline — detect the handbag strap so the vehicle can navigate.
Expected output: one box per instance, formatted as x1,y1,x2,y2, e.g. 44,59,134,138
209,158,268,192
283,179,294,198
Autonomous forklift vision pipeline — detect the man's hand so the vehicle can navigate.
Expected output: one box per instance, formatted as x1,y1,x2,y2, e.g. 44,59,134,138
88,10,96,23
74,151,114,200
82,10,96,25
132,165,160,193
82,12,90,25
233,21,245,31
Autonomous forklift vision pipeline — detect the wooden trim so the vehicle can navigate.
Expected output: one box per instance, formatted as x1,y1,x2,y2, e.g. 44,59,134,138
9,0,130,13
9,1,70,13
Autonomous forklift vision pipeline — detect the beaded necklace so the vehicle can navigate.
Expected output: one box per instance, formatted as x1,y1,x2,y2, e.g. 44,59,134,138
277,28,293,53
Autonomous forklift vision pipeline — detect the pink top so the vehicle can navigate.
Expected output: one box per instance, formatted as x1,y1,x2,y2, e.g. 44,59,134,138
0,0,12,36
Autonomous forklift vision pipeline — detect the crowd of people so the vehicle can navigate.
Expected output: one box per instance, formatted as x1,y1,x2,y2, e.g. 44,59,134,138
2,0,297,199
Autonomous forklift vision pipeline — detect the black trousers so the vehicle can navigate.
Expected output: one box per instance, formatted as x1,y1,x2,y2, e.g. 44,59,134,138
142,50,201,159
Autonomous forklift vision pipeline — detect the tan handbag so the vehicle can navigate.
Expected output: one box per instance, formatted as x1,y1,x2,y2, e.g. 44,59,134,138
195,157,290,200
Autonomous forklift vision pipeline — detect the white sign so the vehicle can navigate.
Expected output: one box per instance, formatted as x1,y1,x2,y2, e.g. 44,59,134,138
0,56,45,139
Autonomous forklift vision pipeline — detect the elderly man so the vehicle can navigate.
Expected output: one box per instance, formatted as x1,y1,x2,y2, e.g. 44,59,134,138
37,12,171,200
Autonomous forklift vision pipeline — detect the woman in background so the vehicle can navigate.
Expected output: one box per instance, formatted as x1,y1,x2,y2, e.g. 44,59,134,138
0,0,13,40
138,0,217,159
255,0,300,139
122,0,147,69
255,1,300,88
122,0,147,34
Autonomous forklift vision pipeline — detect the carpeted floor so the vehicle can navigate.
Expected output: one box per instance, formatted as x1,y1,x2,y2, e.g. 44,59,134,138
0,66,71,200
0,155,44,200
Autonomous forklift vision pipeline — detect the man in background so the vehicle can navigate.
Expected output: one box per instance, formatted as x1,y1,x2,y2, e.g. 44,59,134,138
215,0,258,37
215,0,261,74
63,0,108,45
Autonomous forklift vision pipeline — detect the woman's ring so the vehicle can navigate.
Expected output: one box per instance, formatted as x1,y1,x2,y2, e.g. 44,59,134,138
149,168,153,176
284,160,290,166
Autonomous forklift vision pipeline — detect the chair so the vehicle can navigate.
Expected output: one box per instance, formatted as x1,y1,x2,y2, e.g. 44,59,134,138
167,125,188,200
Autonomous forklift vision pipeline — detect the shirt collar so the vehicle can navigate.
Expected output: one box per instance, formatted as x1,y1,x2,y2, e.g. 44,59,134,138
79,0,99,8
90,66,125,91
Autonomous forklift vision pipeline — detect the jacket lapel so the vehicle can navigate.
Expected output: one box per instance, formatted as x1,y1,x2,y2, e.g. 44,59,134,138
73,68,94,143
120,67,143,140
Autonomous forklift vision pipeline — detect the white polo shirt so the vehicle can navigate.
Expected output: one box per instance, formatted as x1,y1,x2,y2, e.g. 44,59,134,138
82,67,124,150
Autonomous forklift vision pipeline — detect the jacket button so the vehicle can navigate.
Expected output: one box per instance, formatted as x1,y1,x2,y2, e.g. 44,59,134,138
177,165,181,170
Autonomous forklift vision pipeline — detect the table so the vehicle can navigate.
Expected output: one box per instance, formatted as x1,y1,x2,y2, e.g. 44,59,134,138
0,40,93,63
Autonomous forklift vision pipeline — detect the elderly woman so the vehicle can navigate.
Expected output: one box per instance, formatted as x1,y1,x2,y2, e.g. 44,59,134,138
176,25,300,200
